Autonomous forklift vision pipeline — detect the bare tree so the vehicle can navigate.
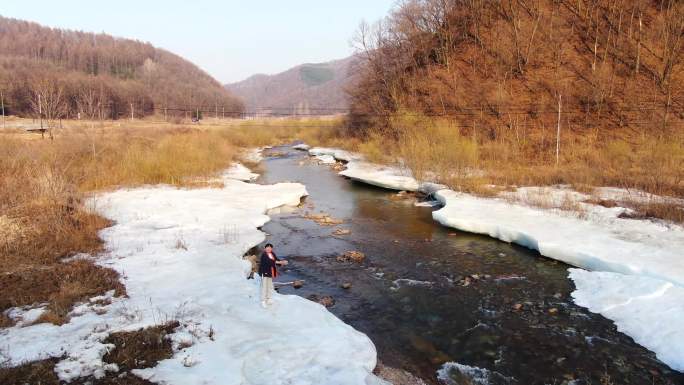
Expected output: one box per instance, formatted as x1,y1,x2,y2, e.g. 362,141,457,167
76,87,101,128
30,78,66,139
658,0,684,86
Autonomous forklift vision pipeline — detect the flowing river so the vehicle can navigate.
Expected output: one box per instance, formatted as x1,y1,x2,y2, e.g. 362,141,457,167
255,145,683,385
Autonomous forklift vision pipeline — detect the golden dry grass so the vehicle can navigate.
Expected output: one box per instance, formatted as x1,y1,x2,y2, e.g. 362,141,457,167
0,357,61,385
103,321,180,373
0,117,321,326
301,112,684,222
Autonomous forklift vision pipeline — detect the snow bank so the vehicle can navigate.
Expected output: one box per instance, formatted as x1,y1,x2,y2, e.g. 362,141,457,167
308,147,361,163
220,162,259,182
241,147,265,163
306,146,444,193
293,143,311,151
4,305,47,328
432,189,684,287
569,269,684,371
340,161,420,191
0,177,384,384
339,161,445,193
315,154,337,164
595,186,684,206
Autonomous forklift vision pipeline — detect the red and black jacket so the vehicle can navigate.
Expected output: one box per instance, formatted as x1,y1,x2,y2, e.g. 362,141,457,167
258,251,280,278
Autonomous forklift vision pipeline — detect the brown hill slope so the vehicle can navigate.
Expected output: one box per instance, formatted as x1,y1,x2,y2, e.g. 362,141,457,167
226,56,357,115
0,16,243,119
348,0,683,138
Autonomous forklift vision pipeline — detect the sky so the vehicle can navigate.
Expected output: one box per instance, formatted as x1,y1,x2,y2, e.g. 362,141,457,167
0,0,395,83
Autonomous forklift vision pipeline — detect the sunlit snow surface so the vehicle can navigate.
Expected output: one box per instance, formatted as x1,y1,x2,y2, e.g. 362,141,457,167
303,144,684,373
292,143,311,151
308,147,361,163
570,269,684,371
219,162,259,181
314,154,337,164
432,189,684,286
0,164,385,384
308,147,444,193
340,161,422,192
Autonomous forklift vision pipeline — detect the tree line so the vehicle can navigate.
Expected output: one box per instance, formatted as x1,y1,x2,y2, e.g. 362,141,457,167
0,16,244,124
347,0,683,139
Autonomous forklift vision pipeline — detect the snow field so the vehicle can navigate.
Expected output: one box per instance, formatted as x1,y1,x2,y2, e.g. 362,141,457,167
0,161,385,385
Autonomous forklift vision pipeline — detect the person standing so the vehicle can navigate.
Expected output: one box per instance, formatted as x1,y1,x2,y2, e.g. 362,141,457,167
258,243,287,308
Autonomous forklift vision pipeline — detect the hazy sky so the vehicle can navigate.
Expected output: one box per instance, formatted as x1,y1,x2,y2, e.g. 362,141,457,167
1,0,395,83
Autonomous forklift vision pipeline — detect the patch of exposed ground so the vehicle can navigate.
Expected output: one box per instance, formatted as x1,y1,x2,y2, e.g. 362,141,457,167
0,322,179,385
1,207,125,326
375,363,429,385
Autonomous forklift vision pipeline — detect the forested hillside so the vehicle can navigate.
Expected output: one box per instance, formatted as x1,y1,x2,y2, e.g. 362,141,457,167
349,0,683,138
226,56,357,115
0,16,243,119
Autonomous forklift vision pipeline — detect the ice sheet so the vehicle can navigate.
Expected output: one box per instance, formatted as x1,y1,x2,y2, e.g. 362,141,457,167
0,177,384,384
570,269,684,371
432,189,684,286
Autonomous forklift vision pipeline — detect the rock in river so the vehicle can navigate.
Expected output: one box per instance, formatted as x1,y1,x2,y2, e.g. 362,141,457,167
337,250,366,263
308,294,335,308
332,228,352,236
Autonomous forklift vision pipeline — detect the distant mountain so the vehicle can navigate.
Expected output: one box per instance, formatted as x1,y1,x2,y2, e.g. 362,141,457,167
0,16,243,118
226,56,358,115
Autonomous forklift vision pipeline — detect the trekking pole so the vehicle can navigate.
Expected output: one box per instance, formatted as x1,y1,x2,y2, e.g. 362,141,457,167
256,274,262,303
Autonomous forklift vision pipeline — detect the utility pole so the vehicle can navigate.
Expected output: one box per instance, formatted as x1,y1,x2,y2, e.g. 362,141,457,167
222,106,225,120
635,10,642,74
130,102,134,121
196,107,200,124
98,102,103,127
556,94,562,166
38,93,45,139
1,90,5,130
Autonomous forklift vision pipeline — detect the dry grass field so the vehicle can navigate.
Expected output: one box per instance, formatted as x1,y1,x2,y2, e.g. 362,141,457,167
0,116,334,327
299,113,684,223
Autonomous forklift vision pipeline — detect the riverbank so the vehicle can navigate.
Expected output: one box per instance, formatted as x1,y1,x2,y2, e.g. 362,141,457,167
302,145,684,373
0,155,387,384
0,119,326,327
0,120,388,384
296,115,684,225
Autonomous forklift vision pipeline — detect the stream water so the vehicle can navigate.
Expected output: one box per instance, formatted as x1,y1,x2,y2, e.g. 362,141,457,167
255,145,683,385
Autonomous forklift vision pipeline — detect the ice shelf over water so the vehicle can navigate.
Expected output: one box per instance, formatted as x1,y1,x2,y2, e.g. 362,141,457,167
293,143,311,151
432,189,684,287
220,162,259,182
314,154,337,164
0,164,385,384
308,147,361,163
339,161,448,193
308,147,445,193
432,188,684,371
240,147,266,163
570,269,684,371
